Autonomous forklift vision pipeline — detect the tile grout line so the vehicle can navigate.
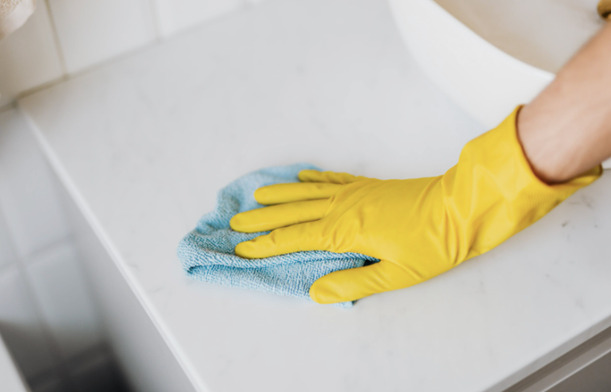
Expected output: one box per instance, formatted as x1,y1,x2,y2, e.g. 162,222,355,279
12,0,259,109
39,155,113,353
64,342,113,373
147,0,163,43
0,0,71,111
0,207,20,276
21,232,75,266
0,181,109,389
0,260,18,277
0,102,17,114
43,0,69,78
0,199,80,392
27,342,113,388
14,248,79,392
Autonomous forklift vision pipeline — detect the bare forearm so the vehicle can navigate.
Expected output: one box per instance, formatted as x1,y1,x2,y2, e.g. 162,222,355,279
518,22,611,183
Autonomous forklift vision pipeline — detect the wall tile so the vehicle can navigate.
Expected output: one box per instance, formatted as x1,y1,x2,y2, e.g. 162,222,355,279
26,242,103,360
48,0,156,74
0,266,57,379
0,110,71,257
0,1,63,108
0,333,30,392
71,350,128,392
29,374,69,392
152,0,244,36
0,211,17,269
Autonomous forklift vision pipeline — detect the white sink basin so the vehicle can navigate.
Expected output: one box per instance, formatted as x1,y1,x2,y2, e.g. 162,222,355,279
388,0,608,166
435,0,604,75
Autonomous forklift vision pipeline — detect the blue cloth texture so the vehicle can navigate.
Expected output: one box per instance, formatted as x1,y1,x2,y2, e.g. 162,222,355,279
177,163,378,307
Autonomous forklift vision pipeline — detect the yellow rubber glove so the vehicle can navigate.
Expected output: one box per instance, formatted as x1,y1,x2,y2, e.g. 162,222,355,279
230,107,602,304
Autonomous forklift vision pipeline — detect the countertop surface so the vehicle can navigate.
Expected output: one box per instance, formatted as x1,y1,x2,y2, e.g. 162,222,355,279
18,0,611,391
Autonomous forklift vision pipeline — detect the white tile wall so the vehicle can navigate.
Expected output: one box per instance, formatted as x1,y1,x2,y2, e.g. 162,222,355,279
0,265,57,379
29,375,68,392
0,333,30,392
70,350,127,392
0,0,63,108
47,0,157,74
152,0,244,36
0,0,259,107
0,110,70,257
0,108,110,390
26,242,103,360
0,210,17,269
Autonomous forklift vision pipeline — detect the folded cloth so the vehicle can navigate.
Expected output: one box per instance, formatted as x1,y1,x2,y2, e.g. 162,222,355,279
177,163,377,307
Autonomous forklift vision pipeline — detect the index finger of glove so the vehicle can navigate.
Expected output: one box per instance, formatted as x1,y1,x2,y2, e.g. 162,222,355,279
298,169,368,184
230,199,328,233
235,221,329,258
254,182,341,205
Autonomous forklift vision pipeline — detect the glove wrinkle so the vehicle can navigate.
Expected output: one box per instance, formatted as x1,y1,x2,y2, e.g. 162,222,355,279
231,107,601,304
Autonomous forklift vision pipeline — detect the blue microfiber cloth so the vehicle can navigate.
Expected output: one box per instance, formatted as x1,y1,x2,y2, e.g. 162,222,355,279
177,163,378,307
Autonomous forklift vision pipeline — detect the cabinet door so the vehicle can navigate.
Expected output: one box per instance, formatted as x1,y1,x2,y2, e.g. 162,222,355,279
507,327,611,392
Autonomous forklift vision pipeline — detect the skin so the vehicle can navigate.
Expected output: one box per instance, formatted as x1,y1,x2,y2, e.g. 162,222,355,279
518,22,611,184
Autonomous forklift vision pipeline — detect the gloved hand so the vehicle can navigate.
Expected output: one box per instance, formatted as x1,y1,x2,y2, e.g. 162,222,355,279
230,107,602,304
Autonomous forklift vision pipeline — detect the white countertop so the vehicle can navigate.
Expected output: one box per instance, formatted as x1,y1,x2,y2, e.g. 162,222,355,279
18,0,611,391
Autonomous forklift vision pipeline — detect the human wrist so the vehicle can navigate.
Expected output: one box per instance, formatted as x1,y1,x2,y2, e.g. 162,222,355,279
516,23,611,184
516,104,576,184
517,98,609,184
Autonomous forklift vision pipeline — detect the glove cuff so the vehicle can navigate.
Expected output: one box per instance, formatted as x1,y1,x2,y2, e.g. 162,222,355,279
447,106,602,259
495,105,601,194
459,106,602,203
